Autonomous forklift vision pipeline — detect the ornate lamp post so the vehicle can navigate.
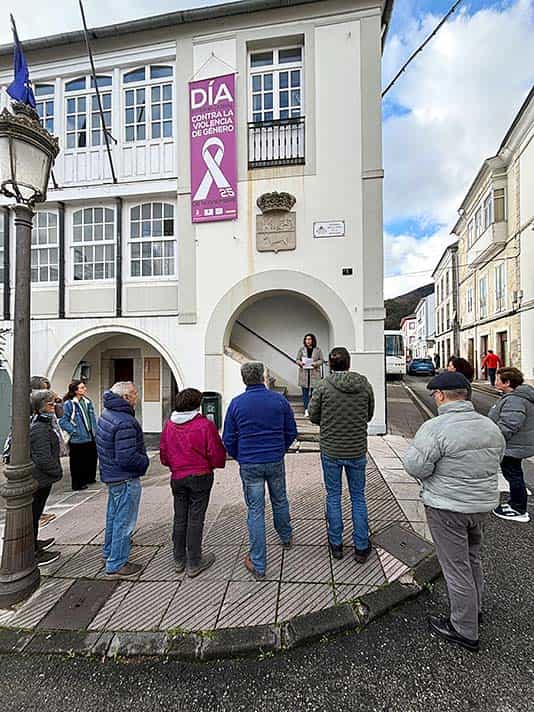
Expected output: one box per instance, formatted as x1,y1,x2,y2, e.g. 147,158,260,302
0,101,59,607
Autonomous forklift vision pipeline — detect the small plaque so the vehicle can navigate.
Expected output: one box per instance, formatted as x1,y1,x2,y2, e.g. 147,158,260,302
313,220,345,238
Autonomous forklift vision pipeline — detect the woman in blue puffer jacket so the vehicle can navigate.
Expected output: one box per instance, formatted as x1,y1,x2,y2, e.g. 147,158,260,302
59,379,98,491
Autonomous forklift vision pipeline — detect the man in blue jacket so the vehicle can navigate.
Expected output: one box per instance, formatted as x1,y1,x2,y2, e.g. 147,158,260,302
223,362,297,579
96,381,149,578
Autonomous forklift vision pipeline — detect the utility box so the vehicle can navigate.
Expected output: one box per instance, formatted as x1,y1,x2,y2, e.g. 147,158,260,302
201,391,222,430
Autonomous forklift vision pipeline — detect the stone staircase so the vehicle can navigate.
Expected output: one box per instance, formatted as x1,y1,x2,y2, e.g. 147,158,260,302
285,393,320,453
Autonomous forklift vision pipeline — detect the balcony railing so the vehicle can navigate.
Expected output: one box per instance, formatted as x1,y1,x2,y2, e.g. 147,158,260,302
248,117,305,169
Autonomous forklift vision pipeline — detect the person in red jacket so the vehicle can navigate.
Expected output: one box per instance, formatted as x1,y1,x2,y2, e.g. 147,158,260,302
160,388,226,577
481,350,503,387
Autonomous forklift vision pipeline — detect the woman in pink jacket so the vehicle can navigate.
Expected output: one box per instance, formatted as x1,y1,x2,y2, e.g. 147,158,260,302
160,389,226,577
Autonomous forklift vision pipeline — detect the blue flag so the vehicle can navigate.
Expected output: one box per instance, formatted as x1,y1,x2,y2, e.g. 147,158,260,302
6,20,36,109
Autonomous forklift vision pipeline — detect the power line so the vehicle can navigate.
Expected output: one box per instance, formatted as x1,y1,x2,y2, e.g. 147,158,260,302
385,253,519,279
382,0,464,98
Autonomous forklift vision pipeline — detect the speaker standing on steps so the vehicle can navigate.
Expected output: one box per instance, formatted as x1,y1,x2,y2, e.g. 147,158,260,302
296,333,324,417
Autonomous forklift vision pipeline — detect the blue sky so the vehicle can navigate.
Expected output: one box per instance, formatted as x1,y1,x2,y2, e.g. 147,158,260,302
1,0,533,296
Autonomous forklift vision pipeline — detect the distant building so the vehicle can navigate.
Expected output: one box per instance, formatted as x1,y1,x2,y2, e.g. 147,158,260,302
400,315,417,359
413,293,435,359
452,87,533,380
432,242,459,367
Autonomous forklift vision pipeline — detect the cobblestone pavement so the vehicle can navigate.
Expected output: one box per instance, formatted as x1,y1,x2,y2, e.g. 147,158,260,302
0,442,432,633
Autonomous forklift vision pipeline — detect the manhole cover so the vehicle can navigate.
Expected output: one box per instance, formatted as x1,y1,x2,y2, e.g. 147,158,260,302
373,524,433,568
37,579,119,630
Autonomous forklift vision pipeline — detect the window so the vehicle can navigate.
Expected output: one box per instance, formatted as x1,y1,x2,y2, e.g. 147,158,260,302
494,188,506,222
467,220,474,248
479,277,487,319
475,207,483,238
495,263,506,312
250,47,302,122
65,75,112,149
124,65,173,142
72,207,115,281
130,202,175,278
467,287,473,315
483,194,493,230
446,271,450,297
31,212,58,283
35,84,55,134
446,303,450,330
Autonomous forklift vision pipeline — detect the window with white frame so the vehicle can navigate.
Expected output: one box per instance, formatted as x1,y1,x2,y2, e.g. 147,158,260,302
494,188,506,222
467,219,474,248
35,84,55,134
31,212,58,283
446,303,450,330
483,193,493,230
130,202,175,278
249,47,303,122
467,287,473,315
475,207,483,238
446,271,450,297
123,65,173,142
65,75,112,149
479,277,487,319
495,262,506,312
72,207,115,281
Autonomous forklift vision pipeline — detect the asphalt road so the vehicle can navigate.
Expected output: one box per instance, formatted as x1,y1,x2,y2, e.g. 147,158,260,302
403,375,534,491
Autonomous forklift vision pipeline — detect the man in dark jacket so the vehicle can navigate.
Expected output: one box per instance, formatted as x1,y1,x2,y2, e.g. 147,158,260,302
223,362,297,580
96,381,149,578
309,347,375,563
489,367,534,523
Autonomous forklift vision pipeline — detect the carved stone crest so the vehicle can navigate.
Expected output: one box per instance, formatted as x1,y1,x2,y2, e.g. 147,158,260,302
256,192,296,253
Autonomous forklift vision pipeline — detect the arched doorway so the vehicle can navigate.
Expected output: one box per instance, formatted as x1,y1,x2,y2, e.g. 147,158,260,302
47,327,183,433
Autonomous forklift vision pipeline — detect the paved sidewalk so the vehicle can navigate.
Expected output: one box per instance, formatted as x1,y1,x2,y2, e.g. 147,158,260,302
0,438,434,640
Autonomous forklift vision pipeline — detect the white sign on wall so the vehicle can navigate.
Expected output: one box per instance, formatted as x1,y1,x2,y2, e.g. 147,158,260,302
313,220,345,238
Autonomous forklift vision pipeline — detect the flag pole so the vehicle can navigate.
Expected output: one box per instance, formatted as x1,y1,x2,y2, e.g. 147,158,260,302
78,0,118,184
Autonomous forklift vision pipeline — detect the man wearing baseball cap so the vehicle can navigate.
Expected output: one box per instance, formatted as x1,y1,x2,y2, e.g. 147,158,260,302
402,371,505,652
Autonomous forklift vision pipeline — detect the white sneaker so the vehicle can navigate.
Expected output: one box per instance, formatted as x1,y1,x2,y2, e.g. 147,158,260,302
493,504,530,523
304,409,309,417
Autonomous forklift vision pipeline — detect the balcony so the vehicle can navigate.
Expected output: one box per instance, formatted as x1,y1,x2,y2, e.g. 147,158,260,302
467,221,507,267
248,117,305,169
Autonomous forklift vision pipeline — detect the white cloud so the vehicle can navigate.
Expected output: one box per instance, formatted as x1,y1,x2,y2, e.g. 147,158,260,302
383,0,534,296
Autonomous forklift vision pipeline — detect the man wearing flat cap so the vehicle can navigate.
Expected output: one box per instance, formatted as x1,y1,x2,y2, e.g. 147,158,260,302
403,372,505,652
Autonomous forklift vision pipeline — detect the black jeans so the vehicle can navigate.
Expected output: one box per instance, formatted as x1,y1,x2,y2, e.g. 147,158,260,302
488,368,497,386
69,440,97,489
171,474,213,566
501,456,528,514
32,485,52,548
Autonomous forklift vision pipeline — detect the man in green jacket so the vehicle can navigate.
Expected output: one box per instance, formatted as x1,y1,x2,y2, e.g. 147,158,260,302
309,347,375,563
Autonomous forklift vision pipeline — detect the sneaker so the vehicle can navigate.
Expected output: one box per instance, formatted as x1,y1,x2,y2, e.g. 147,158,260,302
174,559,186,574
36,549,61,567
243,554,266,580
354,545,372,564
105,562,143,578
493,504,530,523
304,409,309,417
329,542,343,560
187,552,216,578
36,537,55,552
429,616,479,652
281,537,294,551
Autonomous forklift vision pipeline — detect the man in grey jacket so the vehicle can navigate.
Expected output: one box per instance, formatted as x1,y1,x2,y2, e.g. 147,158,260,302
403,372,505,652
489,367,534,523
309,347,375,563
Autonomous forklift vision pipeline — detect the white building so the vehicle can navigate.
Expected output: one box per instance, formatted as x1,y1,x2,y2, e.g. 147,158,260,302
412,293,435,360
432,242,459,367
400,315,416,359
0,0,392,434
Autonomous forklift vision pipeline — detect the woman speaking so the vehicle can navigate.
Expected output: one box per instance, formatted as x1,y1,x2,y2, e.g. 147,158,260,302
296,333,324,416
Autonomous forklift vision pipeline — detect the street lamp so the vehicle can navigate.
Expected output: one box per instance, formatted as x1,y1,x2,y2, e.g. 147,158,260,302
0,101,58,607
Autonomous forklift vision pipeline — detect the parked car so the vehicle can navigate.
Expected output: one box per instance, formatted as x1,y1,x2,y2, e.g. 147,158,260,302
407,358,436,377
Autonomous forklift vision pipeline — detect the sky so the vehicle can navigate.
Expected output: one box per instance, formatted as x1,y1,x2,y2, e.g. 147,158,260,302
1,0,534,298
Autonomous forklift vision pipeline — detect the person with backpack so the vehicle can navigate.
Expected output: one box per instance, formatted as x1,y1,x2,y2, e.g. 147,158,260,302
59,379,98,490
160,389,227,577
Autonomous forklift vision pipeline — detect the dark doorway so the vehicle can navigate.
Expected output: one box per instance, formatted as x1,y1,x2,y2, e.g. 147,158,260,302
468,338,475,375
113,358,134,383
496,331,508,366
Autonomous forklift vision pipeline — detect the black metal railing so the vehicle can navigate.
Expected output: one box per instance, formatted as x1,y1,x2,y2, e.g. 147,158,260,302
248,117,305,169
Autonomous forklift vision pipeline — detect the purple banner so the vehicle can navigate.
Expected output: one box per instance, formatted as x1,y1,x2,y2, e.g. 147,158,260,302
189,73,237,223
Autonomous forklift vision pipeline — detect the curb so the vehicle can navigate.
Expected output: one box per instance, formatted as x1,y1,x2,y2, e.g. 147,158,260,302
0,553,441,662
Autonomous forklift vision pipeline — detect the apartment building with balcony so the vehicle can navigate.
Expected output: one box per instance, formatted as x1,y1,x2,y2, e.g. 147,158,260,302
453,87,533,379
0,0,392,433
432,242,459,367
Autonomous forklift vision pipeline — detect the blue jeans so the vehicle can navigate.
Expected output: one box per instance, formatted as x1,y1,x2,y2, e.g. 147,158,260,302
240,460,292,575
301,387,313,410
320,453,369,550
103,478,142,573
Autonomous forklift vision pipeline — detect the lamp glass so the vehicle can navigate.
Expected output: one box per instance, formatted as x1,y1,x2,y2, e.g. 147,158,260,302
12,136,51,202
